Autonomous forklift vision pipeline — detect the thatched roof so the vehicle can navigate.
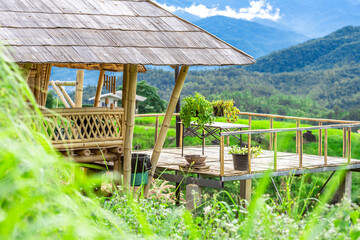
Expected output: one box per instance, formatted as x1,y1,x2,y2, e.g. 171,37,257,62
0,0,255,66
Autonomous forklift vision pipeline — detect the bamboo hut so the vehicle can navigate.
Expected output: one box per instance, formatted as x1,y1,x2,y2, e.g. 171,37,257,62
0,0,255,192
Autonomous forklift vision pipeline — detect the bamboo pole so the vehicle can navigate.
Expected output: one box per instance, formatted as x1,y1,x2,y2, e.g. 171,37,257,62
220,135,225,176
122,64,138,190
274,132,277,171
269,118,273,150
248,116,252,173
50,81,70,108
42,64,52,106
324,129,328,165
54,81,76,86
34,64,42,104
347,128,351,163
248,133,251,173
58,85,75,108
179,123,183,148
155,116,159,143
94,66,105,107
343,128,346,157
122,64,130,109
296,120,300,153
144,66,189,197
75,70,84,107
318,122,322,156
299,131,303,168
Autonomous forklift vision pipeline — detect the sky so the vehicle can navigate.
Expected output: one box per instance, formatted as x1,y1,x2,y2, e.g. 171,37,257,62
153,0,281,21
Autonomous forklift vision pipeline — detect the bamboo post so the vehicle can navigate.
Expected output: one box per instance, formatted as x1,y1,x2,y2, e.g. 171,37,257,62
122,64,130,109
248,116,252,173
274,132,277,171
50,81,70,108
105,98,109,107
122,64,138,190
299,131,303,168
343,128,346,157
324,129,328,165
248,133,251,173
75,70,84,107
220,135,225,176
94,66,105,107
269,118,273,150
58,85,75,107
42,64,52,106
318,122,322,156
179,123,183,148
347,128,351,163
155,116,159,143
144,66,189,197
34,64,42,104
296,120,300,153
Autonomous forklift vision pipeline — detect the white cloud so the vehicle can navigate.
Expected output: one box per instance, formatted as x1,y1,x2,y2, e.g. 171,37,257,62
153,0,281,21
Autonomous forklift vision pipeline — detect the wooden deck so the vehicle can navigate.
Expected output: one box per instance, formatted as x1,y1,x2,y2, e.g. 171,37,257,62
140,146,360,180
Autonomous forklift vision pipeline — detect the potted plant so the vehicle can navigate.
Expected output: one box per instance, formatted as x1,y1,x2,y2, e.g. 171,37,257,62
179,92,214,129
211,99,240,123
228,145,262,171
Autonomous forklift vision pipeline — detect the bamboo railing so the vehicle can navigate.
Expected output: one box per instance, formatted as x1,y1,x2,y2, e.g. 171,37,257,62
220,123,360,176
42,107,125,151
134,112,360,177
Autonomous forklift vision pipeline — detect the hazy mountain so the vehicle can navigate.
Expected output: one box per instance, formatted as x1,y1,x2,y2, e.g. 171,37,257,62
246,26,360,73
193,16,307,58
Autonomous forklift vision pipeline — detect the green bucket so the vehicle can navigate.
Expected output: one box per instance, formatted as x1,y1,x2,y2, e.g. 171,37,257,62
131,171,149,186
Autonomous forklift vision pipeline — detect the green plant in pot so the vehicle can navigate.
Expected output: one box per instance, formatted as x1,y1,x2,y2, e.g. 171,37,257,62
228,145,262,171
211,99,240,123
180,92,214,129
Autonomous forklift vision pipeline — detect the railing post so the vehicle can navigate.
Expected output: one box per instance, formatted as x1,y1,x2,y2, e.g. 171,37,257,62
220,135,225,176
296,120,300,153
248,116,252,173
269,118,273,150
299,130,303,168
318,122,322,156
324,129,328,165
155,116,159,143
343,128,347,157
274,132,277,171
347,128,351,163
179,122,183,149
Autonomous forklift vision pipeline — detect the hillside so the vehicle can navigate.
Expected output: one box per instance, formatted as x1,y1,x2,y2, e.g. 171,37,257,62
193,16,307,58
246,26,360,73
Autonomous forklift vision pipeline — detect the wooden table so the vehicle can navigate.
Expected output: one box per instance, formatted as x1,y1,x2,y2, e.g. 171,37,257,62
181,121,249,156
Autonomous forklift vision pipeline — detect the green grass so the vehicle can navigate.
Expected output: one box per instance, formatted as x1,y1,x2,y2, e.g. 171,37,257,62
1,54,360,239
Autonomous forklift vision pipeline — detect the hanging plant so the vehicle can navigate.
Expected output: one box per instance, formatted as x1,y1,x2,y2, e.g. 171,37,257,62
180,92,214,129
211,99,240,123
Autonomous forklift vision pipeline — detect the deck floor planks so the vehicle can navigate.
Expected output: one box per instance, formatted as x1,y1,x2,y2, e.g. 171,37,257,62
138,146,360,177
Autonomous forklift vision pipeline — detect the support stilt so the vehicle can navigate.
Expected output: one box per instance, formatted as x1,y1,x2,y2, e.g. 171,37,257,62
144,66,189,197
122,64,138,190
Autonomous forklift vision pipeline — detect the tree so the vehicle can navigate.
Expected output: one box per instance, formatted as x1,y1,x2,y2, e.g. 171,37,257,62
136,81,166,113
45,90,56,108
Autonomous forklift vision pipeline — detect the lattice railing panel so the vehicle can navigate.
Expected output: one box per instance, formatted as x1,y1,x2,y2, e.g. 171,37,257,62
42,107,125,145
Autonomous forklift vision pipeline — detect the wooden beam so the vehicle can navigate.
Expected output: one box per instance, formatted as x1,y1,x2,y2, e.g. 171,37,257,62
122,64,138,190
94,67,105,107
144,66,189,197
75,70,84,107
58,85,75,108
34,64,42,104
50,81,70,108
